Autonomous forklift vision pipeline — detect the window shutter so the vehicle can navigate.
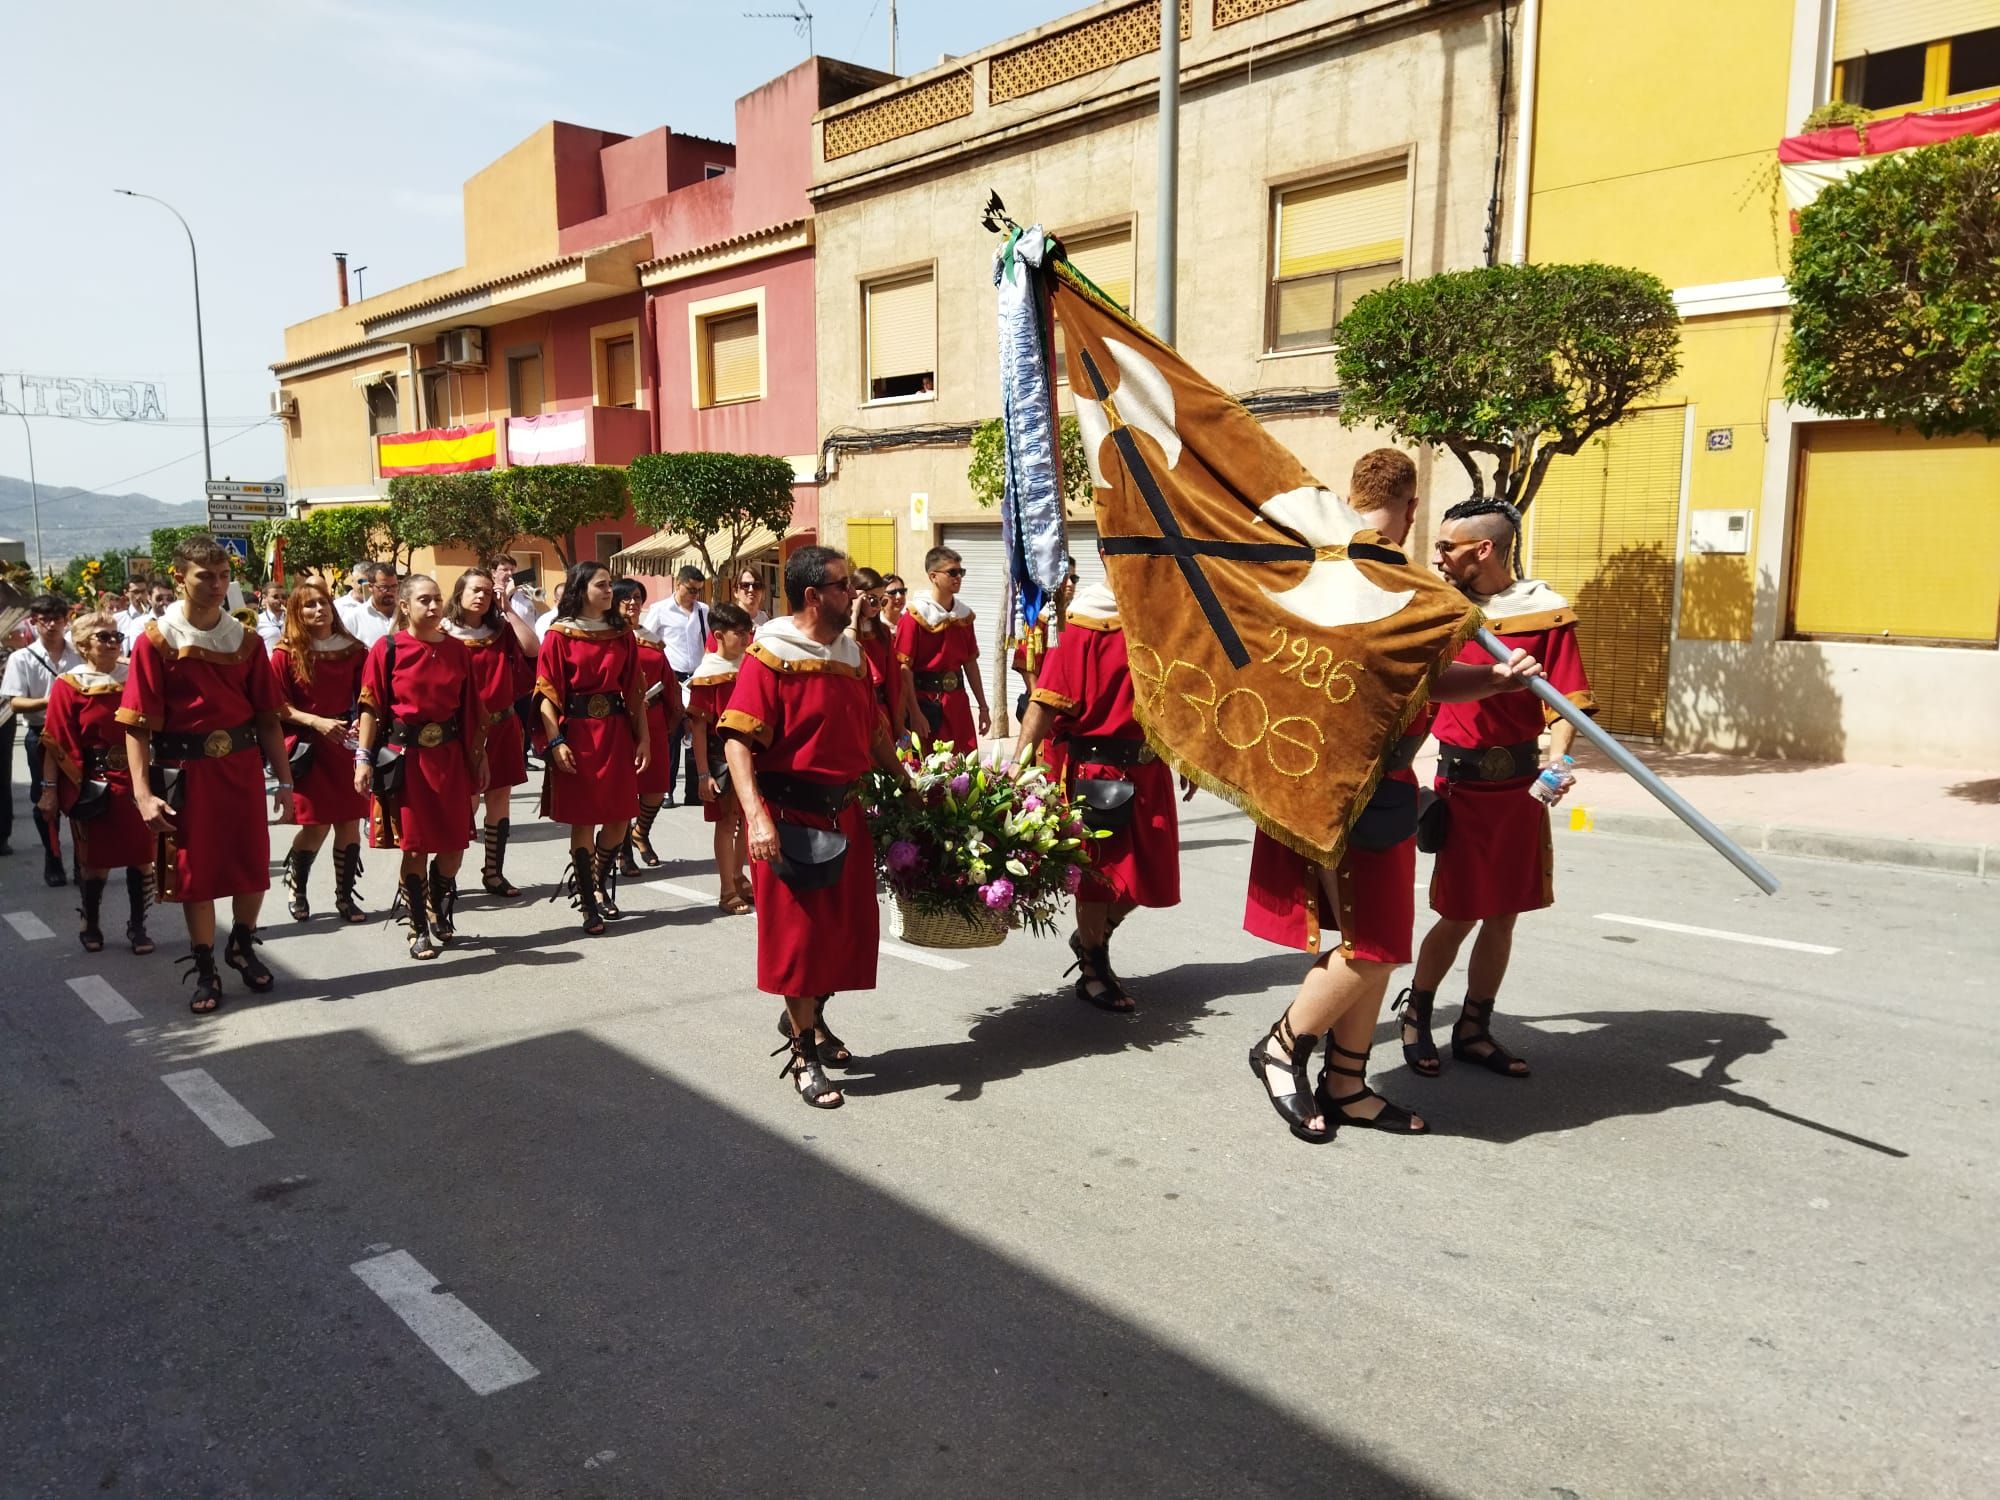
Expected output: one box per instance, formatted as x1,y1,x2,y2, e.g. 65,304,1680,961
1835,0,1991,57
605,337,636,407
1064,227,1133,311
846,517,896,577
867,274,934,382
706,311,760,404
1276,168,1406,278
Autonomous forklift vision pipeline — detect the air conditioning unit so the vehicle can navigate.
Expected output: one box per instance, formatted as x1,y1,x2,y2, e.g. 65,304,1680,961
437,327,487,368
268,388,298,418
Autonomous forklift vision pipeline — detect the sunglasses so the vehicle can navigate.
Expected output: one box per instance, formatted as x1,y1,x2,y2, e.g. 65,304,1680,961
736,580,759,590
885,588,906,598
818,578,854,594
860,593,886,607
937,568,966,579
89,631,123,645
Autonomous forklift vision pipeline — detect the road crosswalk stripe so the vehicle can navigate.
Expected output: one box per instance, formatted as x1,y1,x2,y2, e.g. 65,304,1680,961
160,1069,274,1146
878,941,969,972
67,975,141,1024
5,911,55,941
1593,913,1840,955
350,1249,538,1395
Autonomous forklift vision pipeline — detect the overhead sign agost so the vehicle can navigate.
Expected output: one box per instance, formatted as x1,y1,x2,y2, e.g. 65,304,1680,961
0,372,168,421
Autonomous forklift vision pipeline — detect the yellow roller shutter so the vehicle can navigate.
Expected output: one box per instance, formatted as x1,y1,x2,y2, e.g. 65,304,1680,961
1276,168,1406,278
1527,406,1686,738
1835,0,1992,57
866,273,934,383
1791,424,2000,644
846,517,896,578
706,310,760,405
1064,227,1133,311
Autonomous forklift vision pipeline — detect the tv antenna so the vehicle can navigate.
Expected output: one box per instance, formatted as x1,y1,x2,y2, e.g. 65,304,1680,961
744,1,813,55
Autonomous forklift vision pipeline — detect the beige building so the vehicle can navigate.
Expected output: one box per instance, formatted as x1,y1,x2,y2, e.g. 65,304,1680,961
810,0,1522,707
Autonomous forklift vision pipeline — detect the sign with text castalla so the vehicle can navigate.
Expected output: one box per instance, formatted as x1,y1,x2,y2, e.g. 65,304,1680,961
0,371,167,421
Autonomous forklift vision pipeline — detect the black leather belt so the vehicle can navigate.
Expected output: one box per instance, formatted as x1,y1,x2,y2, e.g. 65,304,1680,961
387,718,461,749
1438,740,1538,782
153,724,256,761
1384,730,1425,775
84,744,130,775
914,670,962,693
759,772,859,818
563,691,628,720
1060,734,1154,766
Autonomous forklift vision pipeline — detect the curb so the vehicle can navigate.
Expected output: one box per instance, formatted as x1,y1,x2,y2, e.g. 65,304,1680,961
1557,808,1993,880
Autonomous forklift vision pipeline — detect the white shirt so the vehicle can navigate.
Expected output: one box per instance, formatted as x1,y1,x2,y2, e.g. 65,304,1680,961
255,608,286,647
334,594,371,629
119,609,165,645
534,606,558,640
501,585,539,631
345,599,399,648
2,638,85,727
639,596,709,674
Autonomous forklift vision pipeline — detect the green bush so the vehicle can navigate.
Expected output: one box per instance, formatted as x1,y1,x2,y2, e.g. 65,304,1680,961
496,464,627,569
966,414,1091,511
627,452,795,578
388,471,520,563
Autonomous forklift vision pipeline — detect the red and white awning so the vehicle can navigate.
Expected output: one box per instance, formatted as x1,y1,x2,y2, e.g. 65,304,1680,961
1780,98,2000,223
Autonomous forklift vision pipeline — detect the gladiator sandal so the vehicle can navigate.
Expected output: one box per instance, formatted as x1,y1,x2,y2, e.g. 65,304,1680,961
775,1030,844,1109
592,843,623,920
426,861,458,944
1246,1012,1333,1144
124,866,154,955
179,944,224,1015
775,995,851,1066
332,843,367,924
401,871,438,960
1065,931,1133,1013
565,847,606,936
77,875,107,953
630,800,664,866
617,826,642,878
1316,1038,1429,1135
1452,996,1531,1078
1393,987,1441,1077
223,924,275,993
479,819,519,898
283,845,316,922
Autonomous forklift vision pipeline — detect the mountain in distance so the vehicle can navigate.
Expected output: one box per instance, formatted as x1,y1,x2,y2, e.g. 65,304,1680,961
0,475,211,568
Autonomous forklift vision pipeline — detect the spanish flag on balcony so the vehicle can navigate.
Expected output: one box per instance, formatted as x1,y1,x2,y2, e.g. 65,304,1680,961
378,422,498,477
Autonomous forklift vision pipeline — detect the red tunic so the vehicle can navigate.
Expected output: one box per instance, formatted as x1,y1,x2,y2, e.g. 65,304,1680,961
456,625,533,793
118,617,282,903
894,603,979,751
719,635,884,997
855,628,903,733
1030,614,1179,909
271,639,371,828
534,622,644,826
633,636,683,798
43,671,152,870
1429,587,1594,921
686,663,740,825
360,631,482,855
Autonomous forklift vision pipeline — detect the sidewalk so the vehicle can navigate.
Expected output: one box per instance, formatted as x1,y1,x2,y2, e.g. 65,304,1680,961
1416,741,2000,879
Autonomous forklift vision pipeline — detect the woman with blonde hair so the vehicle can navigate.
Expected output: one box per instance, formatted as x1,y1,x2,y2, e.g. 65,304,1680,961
270,579,371,922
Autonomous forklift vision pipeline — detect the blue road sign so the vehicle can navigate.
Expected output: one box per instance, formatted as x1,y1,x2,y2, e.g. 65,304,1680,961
215,534,251,561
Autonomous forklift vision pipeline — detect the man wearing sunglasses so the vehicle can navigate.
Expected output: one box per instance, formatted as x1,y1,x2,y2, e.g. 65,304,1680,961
2,595,83,880
892,546,990,751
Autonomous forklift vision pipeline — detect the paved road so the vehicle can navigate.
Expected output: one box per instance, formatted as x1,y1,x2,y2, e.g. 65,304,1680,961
2,785,1995,1498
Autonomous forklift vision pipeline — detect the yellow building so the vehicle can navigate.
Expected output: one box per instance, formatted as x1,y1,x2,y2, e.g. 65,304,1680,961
1523,0,2000,766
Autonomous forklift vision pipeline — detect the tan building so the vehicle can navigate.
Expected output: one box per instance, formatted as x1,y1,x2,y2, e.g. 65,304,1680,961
810,0,1523,711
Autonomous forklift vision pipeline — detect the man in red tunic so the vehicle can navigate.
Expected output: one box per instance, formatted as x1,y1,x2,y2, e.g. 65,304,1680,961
1400,496,1595,1082
121,535,295,1015
721,546,909,1111
1010,564,1176,1013
892,545,990,752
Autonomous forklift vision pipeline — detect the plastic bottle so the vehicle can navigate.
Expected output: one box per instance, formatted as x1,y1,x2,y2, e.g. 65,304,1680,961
1529,754,1575,806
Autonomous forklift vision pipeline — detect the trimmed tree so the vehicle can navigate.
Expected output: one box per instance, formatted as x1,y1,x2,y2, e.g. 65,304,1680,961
495,464,628,571
1786,133,2000,439
277,504,398,580
966,414,1091,510
388,471,521,564
1333,262,1682,518
627,452,796,580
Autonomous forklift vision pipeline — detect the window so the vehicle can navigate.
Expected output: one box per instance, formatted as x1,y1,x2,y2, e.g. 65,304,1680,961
1789,424,2000,646
1950,25,2000,93
602,337,637,408
420,368,452,428
704,163,729,180
864,270,935,401
846,517,896,577
507,351,545,415
1833,4,2000,117
365,376,398,438
594,532,623,567
1054,224,1134,381
1267,166,1406,352
700,309,761,407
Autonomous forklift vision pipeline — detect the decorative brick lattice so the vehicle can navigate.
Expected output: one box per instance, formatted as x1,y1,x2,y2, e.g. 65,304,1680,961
1214,0,1302,24
989,0,1193,105
823,72,974,160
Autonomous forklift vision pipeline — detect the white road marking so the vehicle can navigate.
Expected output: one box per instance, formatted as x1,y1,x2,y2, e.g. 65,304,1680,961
160,1069,274,1146
5,911,54,941
350,1249,538,1395
879,941,969,972
67,975,142,1024
1593,913,1840,955
649,881,714,904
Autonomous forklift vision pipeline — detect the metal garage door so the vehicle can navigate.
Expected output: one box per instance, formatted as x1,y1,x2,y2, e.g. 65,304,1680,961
940,521,1104,730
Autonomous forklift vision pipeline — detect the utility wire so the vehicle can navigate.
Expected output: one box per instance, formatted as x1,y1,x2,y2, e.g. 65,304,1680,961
68,419,280,498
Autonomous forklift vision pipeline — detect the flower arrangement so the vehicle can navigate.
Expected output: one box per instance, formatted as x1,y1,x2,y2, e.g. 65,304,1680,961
869,742,1099,941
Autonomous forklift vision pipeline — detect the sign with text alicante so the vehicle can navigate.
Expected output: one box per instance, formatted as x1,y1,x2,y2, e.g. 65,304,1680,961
0,370,167,421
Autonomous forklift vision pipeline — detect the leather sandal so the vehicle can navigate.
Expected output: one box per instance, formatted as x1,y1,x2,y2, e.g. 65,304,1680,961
1452,996,1530,1077
223,925,274,992
1064,931,1133,1012
1393,986,1441,1077
777,996,851,1066
776,1032,843,1109
1246,1013,1332,1144
179,944,223,1015
1317,1039,1428,1134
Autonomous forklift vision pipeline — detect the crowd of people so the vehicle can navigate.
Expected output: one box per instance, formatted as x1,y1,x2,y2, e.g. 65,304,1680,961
4,449,1589,1132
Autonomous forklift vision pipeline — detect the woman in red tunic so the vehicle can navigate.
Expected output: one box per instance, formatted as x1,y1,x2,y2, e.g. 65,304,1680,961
445,568,538,898
849,567,922,743
354,574,485,962
37,611,155,953
892,545,990,752
271,581,370,925
535,563,649,934
687,601,755,913
612,577,684,874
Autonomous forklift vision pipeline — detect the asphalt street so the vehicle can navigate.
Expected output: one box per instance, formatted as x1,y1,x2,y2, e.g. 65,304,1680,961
2,782,1996,1499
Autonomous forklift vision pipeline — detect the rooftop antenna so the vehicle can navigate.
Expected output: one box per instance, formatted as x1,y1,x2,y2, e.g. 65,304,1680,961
744,0,813,56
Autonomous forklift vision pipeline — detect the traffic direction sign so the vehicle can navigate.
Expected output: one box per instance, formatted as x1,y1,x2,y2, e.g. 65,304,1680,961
207,507,284,524
205,480,286,500
207,498,286,518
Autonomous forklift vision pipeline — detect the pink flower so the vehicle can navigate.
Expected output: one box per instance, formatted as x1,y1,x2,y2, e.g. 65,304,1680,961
981,878,1015,910
1064,864,1084,893
949,772,972,797
886,839,923,875
1022,794,1044,813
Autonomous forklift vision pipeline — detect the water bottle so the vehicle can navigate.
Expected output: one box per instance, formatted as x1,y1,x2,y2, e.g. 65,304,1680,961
1529,754,1575,806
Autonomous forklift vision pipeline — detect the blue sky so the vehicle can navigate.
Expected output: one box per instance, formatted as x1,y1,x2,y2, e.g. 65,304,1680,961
1,0,1078,498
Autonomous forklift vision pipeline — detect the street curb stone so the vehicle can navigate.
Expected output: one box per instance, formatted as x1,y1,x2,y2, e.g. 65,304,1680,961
1558,808,1992,880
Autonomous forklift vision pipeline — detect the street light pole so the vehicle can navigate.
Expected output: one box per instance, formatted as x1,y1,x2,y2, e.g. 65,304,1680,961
5,409,45,582
115,189,213,484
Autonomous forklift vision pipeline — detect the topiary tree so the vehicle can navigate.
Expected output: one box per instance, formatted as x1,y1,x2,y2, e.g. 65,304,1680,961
149,524,212,573
966,414,1091,510
1785,133,2000,439
388,471,520,564
278,504,398,581
1334,262,1682,519
627,452,795,580
495,464,627,570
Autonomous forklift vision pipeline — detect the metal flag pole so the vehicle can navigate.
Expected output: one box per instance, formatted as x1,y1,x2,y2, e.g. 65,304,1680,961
1475,627,1780,895
1155,2,1180,345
